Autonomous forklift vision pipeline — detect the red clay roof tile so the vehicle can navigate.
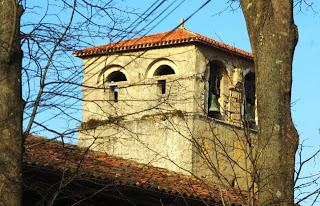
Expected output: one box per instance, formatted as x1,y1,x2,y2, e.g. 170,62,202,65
24,136,254,205
74,28,253,58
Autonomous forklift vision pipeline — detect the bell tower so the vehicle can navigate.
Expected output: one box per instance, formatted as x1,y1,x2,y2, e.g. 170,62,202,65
75,26,256,190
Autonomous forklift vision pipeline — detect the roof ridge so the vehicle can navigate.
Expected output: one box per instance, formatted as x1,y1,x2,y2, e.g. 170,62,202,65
74,28,253,58
180,28,198,37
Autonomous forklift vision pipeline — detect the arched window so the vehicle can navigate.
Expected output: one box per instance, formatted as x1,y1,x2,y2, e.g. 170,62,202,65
153,65,175,95
104,71,127,103
106,71,127,83
208,61,226,119
154,65,175,76
146,59,178,78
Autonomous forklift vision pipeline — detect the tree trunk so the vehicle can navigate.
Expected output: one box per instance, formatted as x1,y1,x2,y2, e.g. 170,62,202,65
0,1,24,205
239,1,299,205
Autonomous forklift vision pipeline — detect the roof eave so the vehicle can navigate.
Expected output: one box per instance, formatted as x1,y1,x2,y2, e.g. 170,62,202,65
73,40,253,59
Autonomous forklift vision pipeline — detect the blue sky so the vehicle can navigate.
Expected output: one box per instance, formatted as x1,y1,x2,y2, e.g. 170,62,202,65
22,0,320,204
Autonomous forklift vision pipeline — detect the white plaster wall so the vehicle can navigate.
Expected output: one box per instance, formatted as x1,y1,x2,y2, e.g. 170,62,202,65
78,115,194,174
81,45,198,123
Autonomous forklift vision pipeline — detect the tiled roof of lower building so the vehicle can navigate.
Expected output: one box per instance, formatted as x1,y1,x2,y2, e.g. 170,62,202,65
24,135,254,205
74,28,253,58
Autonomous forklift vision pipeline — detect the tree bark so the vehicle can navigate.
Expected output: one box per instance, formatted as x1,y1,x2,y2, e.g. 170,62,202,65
0,0,24,205
239,1,299,205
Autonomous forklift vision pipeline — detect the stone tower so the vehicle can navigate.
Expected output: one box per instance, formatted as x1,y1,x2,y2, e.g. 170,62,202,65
74,26,257,189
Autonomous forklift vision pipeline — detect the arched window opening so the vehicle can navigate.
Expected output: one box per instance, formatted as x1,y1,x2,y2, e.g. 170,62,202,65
154,65,175,95
103,71,127,103
106,71,127,83
245,73,255,123
208,62,225,119
154,65,175,76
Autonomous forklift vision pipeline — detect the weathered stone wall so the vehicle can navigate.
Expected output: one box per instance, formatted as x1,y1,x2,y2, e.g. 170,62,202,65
78,113,257,186
81,45,198,123
191,116,257,191
78,42,256,188
78,114,195,174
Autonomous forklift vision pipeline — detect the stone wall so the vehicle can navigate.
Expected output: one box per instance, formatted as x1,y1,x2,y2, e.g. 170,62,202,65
191,116,257,191
78,113,257,190
78,42,257,189
81,44,198,123
79,114,194,174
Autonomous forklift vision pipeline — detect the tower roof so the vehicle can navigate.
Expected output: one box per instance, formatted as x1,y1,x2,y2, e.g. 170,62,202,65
74,28,253,58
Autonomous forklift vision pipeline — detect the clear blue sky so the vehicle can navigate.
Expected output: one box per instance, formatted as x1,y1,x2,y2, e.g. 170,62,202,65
23,0,320,204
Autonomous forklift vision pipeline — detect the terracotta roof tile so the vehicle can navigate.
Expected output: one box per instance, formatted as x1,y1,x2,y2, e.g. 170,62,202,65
74,28,253,58
24,136,254,205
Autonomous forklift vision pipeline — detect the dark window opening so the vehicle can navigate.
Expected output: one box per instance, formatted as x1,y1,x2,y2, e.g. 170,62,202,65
154,65,175,76
245,73,255,123
158,80,166,94
110,86,118,103
208,63,224,119
210,73,222,97
107,71,127,83
245,73,255,105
